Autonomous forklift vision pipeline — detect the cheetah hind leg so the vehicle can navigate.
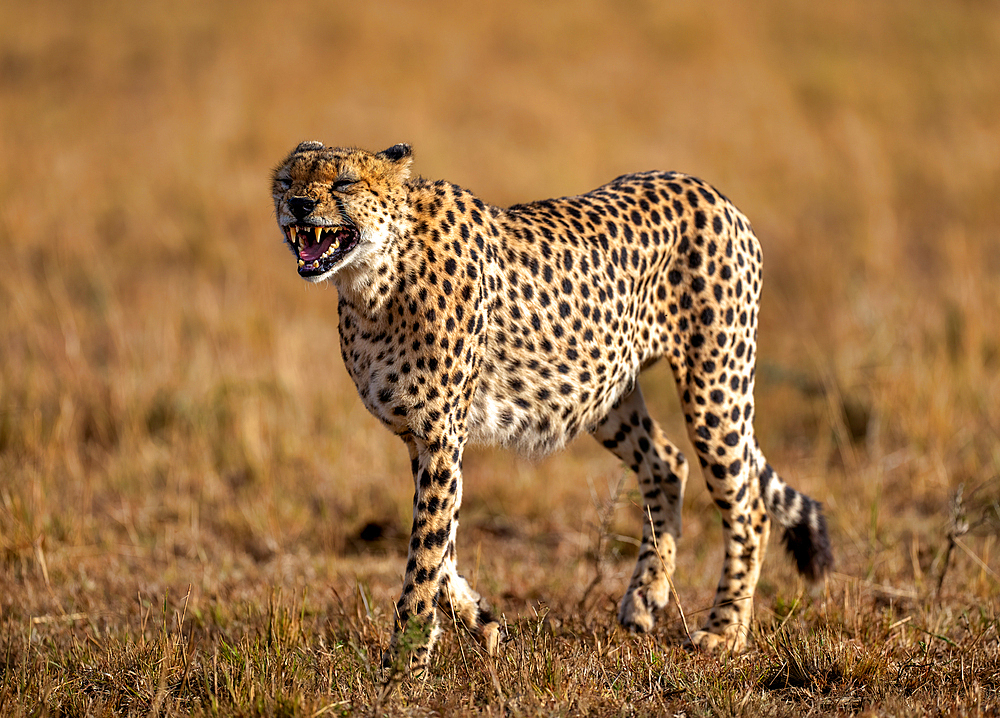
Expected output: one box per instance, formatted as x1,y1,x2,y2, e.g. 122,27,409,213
591,387,689,633
437,541,502,656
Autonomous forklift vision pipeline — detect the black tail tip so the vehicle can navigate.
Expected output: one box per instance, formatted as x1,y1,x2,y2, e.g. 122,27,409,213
781,504,833,581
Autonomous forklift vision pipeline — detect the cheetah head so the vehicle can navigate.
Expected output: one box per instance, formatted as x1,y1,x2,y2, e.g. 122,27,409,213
271,141,412,283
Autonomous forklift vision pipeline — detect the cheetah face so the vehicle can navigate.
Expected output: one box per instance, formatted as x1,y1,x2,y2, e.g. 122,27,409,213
271,141,412,283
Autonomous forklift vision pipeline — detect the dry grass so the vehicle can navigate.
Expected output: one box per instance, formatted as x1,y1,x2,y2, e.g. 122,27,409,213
1,0,999,715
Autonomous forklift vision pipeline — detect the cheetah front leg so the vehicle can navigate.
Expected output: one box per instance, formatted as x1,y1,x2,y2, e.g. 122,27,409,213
383,436,457,671
592,387,689,634
385,434,497,671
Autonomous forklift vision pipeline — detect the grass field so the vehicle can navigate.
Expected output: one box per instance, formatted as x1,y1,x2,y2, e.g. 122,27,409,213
1,0,999,715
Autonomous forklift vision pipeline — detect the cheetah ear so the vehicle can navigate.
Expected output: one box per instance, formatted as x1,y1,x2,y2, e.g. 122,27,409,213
375,143,413,181
376,143,412,162
294,140,325,153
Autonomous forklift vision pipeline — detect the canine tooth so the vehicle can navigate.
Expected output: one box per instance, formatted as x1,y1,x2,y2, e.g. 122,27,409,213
313,227,322,243
298,259,304,266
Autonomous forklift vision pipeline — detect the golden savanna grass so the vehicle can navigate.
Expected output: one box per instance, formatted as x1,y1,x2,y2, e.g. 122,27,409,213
1,1,998,715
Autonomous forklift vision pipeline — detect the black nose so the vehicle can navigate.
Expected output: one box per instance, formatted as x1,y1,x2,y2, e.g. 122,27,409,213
288,196,316,220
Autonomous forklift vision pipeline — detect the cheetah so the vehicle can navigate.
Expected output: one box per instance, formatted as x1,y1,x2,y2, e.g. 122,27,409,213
270,141,833,669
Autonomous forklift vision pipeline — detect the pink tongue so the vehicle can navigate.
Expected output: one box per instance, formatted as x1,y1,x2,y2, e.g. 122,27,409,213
299,234,334,262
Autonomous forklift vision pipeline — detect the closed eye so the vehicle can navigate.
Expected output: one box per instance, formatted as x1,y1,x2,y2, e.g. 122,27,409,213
276,178,292,191
332,178,356,191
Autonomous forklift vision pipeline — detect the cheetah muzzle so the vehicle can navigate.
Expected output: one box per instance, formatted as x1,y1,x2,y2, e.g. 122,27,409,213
270,140,833,672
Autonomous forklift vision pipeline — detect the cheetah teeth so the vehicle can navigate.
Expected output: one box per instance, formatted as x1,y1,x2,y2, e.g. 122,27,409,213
287,226,342,254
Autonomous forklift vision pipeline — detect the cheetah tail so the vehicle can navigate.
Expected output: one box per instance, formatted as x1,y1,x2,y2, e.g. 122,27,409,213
757,461,834,581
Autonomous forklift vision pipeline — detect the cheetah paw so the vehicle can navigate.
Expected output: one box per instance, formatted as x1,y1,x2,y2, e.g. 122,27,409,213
617,591,656,633
381,646,431,677
685,629,747,654
478,621,503,656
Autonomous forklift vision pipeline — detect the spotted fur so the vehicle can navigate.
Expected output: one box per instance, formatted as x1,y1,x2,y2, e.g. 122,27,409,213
270,141,833,668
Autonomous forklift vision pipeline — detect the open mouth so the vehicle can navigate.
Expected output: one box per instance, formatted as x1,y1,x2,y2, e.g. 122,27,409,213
285,225,360,277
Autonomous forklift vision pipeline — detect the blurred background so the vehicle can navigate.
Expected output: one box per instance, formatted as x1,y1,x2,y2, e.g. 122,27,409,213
1,0,998,624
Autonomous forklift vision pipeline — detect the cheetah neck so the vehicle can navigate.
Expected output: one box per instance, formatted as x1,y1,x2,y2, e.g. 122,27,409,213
328,240,401,318
326,189,421,319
